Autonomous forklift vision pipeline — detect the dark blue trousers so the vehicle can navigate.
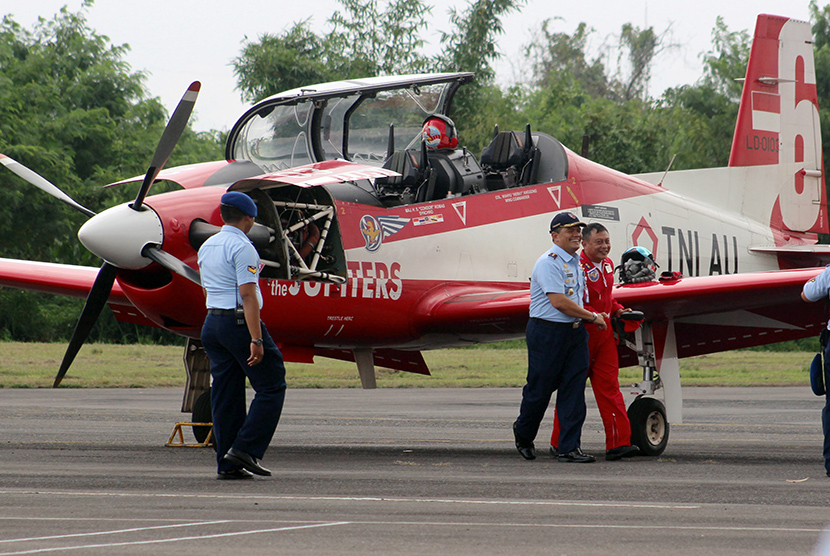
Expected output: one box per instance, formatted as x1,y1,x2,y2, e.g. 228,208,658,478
515,319,589,454
823,342,830,473
201,314,286,473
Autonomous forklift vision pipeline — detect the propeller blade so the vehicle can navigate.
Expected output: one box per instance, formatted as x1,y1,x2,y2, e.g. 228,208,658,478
0,154,96,218
142,245,201,285
54,262,119,387
132,81,201,211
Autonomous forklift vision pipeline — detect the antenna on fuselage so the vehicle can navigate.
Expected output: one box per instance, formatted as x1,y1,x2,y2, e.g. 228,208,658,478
657,154,677,187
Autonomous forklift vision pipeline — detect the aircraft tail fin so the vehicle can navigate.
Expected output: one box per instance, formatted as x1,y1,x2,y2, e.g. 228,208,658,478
729,14,828,234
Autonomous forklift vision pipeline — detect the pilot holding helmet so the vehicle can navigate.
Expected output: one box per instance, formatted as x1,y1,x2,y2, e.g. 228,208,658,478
198,191,287,480
513,212,608,462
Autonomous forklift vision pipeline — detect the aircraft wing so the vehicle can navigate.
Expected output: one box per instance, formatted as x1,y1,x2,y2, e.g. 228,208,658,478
0,258,156,327
413,285,532,337
412,268,826,362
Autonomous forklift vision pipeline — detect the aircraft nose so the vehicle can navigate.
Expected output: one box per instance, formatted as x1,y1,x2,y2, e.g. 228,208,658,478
78,203,164,269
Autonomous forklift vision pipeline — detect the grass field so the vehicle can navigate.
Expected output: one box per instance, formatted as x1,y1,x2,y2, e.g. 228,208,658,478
0,341,816,389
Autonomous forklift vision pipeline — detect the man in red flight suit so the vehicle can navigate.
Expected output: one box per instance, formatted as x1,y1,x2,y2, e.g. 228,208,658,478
550,223,640,461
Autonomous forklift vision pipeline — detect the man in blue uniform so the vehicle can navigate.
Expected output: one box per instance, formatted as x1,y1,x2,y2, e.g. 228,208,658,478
801,266,830,477
198,191,287,480
513,212,608,462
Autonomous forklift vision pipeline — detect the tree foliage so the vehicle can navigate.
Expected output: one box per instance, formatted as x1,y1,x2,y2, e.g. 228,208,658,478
0,2,222,344
234,0,434,103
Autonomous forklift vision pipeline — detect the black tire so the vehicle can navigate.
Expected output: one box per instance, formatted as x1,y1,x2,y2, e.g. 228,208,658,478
191,389,213,445
627,396,669,456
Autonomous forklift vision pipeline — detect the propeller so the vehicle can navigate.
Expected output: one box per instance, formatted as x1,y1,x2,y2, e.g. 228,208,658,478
0,82,203,387
143,245,201,284
132,81,200,211
0,155,96,218
53,262,119,387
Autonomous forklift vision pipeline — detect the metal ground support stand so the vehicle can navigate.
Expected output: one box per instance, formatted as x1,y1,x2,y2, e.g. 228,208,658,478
166,422,214,448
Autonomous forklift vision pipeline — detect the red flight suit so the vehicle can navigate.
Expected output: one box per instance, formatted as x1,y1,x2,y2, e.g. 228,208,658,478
550,252,631,451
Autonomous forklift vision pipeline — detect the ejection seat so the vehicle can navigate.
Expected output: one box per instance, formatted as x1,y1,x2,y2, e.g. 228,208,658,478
375,130,429,206
480,124,539,190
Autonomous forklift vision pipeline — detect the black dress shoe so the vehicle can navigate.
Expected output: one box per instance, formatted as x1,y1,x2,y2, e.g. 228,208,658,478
558,447,596,463
605,445,640,461
216,468,254,480
549,446,558,457
224,447,272,476
513,422,536,460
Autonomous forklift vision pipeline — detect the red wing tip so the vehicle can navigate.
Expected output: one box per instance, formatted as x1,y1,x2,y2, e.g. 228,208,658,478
189,81,201,92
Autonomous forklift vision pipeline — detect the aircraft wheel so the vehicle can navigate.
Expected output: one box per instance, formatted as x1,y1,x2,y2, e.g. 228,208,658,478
627,396,669,456
191,389,213,445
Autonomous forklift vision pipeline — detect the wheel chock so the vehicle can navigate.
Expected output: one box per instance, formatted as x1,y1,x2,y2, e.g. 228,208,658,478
165,422,213,447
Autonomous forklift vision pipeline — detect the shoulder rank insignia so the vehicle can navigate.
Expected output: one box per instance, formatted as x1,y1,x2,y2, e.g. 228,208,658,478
548,253,558,259
247,265,257,274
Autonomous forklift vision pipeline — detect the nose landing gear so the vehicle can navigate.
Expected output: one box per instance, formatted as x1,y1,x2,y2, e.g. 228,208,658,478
618,318,670,456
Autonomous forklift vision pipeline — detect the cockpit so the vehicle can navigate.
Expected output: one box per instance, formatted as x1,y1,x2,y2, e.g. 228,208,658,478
225,73,568,208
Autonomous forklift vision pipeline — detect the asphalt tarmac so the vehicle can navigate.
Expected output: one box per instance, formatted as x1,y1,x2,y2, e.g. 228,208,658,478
1,386,829,555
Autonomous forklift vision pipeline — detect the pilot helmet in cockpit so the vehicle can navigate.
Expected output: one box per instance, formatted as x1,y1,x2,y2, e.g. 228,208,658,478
421,114,458,150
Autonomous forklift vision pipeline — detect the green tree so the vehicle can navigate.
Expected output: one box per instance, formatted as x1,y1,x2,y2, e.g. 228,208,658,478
525,20,612,99
233,0,433,103
0,3,222,344
233,21,331,104
657,17,749,170
617,23,659,102
327,0,432,76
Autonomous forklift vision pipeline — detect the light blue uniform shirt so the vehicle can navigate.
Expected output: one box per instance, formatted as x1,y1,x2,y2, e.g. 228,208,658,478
803,264,830,329
198,225,262,310
529,243,585,323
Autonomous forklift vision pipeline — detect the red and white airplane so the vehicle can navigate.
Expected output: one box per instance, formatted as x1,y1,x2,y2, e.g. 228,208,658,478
0,13,826,455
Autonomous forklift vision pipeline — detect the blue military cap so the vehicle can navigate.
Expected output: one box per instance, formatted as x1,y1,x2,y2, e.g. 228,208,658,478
221,191,257,218
810,353,826,396
549,212,585,232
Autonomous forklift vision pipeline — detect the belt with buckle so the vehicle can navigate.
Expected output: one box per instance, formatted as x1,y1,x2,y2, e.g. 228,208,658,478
207,308,236,316
530,317,582,329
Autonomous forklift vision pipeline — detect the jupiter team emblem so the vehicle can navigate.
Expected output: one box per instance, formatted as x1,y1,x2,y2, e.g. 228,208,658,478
360,214,410,252
360,215,383,251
